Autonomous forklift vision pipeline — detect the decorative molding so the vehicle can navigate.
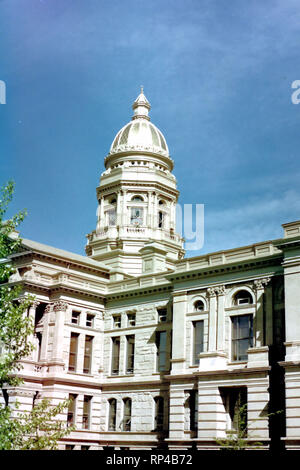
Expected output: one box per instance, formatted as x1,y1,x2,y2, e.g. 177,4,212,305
53,301,68,312
215,285,226,296
253,277,271,291
45,303,53,313
207,287,217,298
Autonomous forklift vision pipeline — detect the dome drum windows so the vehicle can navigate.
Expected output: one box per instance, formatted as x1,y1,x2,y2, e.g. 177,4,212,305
233,290,254,307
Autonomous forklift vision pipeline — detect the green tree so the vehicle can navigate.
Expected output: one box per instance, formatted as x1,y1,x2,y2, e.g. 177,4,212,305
216,403,282,451
0,181,73,450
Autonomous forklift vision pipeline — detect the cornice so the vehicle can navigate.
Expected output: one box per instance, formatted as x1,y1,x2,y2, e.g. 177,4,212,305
96,181,179,198
167,254,282,284
10,279,107,302
10,249,110,278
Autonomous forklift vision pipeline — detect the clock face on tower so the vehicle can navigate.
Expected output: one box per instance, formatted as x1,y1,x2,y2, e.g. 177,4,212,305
130,207,143,226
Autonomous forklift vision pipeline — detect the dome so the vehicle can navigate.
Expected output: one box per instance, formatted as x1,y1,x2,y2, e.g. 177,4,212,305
108,88,170,158
110,119,169,156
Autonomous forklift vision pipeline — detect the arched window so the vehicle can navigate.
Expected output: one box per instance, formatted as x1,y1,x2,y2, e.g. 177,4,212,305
108,399,117,431
158,200,166,206
130,207,143,225
154,396,164,431
131,195,143,202
122,398,132,431
194,300,205,312
233,290,253,306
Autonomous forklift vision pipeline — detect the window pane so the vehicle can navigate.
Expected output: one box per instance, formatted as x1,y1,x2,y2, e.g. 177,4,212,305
232,315,253,361
112,337,120,374
193,321,204,365
108,399,116,431
131,207,143,225
126,336,135,374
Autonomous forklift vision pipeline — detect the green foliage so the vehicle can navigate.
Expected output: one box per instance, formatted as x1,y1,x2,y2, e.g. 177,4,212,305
0,398,74,450
0,181,74,449
216,403,283,451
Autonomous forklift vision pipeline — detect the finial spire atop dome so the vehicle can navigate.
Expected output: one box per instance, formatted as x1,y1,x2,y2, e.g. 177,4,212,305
132,86,151,121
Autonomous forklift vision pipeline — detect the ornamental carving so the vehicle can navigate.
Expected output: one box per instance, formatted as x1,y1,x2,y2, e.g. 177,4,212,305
215,285,226,296
45,304,53,313
207,285,226,297
253,277,271,291
53,301,68,312
207,287,216,298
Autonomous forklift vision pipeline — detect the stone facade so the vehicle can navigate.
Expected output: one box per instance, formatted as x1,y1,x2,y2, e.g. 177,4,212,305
1,91,300,450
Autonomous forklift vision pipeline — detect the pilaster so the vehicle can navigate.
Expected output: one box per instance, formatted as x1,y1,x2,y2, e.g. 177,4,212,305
171,292,187,374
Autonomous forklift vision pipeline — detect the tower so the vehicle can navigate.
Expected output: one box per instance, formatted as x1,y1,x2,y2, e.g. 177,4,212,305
85,88,184,276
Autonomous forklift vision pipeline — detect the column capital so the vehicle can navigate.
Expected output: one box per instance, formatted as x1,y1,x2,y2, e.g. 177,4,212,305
207,287,217,298
253,277,271,291
53,300,68,312
215,285,226,296
45,303,53,313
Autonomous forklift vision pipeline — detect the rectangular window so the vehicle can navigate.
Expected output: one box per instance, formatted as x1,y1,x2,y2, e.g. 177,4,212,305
157,308,167,323
83,335,93,374
220,387,247,433
113,315,121,329
36,332,42,362
86,314,94,328
193,321,204,365
126,335,135,374
82,395,92,430
158,211,165,229
188,390,198,431
67,394,77,427
127,313,136,327
156,331,167,372
71,311,80,325
154,397,164,431
68,333,79,372
107,209,116,226
231,315,253,361
130,207,143,225
111,337,120,375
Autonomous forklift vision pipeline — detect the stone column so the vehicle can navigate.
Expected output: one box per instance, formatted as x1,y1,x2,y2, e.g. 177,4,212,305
197,382,225,441
117,191,121,226
171,291,187,374
147,191,152,227
168,385,185,442
122,189,127,226
253,278,270,348
207,288,217,352
216,286,226,352
100,197,105,228
247,378,270,442
153,192,158,229
51,301,68,365
27,300,40,359
39,303,51,362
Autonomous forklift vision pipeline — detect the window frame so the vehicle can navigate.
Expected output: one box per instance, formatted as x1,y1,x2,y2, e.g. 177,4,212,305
192,320,204,365
231,314,253,362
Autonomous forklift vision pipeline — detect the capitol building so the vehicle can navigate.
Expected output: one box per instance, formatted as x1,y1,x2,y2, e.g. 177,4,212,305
4,89,300,450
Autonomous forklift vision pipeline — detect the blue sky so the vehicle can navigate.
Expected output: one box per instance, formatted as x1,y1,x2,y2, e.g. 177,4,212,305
1,0,300,258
